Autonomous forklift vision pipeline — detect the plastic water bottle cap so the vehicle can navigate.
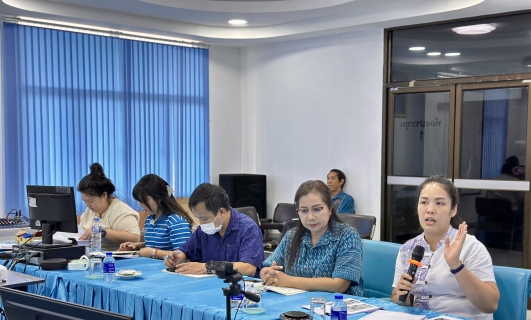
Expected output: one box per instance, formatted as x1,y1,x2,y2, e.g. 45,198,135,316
335,294,343,300
94,218,100,222
106,252,112,256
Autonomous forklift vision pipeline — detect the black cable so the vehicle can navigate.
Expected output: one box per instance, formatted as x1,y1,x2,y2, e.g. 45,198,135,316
233,272,245,320
5,209,17,219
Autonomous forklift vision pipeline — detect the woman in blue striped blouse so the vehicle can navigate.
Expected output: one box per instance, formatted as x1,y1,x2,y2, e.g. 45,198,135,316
118,174,194,259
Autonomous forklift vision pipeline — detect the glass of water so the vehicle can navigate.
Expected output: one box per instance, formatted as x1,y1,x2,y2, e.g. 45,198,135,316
241,286,265,314
309,296,326,320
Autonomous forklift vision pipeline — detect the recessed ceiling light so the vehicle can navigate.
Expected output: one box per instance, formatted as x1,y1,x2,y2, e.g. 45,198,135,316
452,24,495,35
445,52,461,57
409,47,425,51
228,20,247,26
427,52,441,56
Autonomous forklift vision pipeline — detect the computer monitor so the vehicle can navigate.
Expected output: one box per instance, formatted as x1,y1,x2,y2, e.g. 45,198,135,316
26,185,78,246
0,287,132,320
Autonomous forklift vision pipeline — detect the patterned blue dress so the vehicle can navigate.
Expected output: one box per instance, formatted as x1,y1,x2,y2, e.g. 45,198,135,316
263,220,363,296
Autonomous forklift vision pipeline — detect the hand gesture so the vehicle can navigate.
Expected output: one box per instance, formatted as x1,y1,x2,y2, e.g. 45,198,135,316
444,221,468,270
118,242,136,251
78,228,92,240
163,251,181,268
261,261,284,286
395,272,417,297
174,262,207,274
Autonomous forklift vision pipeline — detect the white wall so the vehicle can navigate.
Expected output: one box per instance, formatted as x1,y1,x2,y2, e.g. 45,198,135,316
240,29,385,240
209,45,243,185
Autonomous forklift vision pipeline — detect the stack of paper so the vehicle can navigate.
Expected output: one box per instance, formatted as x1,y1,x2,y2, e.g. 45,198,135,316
360,310,427,320
302,298,381,315
264,285,307,296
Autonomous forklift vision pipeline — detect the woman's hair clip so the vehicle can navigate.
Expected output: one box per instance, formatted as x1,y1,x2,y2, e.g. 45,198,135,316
167,185,174,197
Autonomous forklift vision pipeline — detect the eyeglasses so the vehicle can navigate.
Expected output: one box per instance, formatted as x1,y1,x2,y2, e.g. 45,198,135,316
297,207,325,215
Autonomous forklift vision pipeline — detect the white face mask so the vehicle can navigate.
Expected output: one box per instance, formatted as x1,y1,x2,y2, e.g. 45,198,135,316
201,215,223,235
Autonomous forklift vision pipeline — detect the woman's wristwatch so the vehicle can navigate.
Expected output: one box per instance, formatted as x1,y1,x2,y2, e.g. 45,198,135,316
101,228,107,238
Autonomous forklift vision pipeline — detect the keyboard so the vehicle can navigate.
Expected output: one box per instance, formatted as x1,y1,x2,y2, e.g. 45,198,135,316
0,216,30,229
0,216,31,242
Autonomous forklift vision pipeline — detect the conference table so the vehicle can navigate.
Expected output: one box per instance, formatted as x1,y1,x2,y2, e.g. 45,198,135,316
6,257,468,320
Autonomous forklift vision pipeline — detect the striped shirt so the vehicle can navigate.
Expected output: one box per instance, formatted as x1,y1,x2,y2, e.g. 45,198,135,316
144,213,192,250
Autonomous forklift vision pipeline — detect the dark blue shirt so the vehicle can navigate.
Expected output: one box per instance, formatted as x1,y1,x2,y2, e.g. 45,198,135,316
179,208,264,276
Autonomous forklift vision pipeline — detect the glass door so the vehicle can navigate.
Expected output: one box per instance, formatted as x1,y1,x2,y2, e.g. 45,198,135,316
386,86,455,243
454,83,530,268
385,82,531,268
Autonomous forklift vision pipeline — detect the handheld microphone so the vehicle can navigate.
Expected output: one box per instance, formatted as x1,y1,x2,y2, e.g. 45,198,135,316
243,290,261,302
398,245,425,303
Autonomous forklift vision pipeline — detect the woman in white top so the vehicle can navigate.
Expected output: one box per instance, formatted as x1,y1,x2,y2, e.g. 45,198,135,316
392,175,499,320
78,163,140,250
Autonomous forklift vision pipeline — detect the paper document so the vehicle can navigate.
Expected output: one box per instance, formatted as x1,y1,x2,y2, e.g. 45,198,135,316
162,269,215,278
264,285,306,296
302,298,380,315
428,316,461,320
360,310,427,320
91,251,140,259
0,244,13,250
54,225,85,241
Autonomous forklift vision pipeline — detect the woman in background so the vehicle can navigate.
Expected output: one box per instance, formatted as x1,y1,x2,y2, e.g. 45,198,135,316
260,180,363,296
118,174,193,259
392,175,499,319
78,163,140,250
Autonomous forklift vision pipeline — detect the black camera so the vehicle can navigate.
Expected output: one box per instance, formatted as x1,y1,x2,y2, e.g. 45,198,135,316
205,261,235,275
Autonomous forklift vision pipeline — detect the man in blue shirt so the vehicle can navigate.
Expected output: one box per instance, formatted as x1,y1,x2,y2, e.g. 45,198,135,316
163,183,264,277
327,169,355,214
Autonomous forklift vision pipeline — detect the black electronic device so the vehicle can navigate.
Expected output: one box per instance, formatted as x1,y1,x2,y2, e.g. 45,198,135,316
280,311,311,319
26,185,78,246
219,174,267,219
13,244,86,266
398,245,425,303
0,286,132,319
206,260,261,320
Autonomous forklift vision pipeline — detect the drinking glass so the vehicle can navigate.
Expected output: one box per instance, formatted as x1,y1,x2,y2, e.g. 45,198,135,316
309,296,326,320
86,258,103,279
242,286,265,314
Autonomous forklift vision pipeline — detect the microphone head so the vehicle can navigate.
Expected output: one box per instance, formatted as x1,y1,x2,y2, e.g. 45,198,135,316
411,245,425,262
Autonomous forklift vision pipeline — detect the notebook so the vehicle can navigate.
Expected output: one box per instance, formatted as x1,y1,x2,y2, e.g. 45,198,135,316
264,285,307,296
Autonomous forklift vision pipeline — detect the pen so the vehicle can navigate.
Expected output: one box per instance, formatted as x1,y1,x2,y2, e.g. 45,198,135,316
365,307,383,314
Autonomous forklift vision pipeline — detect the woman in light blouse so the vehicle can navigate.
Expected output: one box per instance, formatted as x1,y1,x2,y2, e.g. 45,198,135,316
392,175,499,319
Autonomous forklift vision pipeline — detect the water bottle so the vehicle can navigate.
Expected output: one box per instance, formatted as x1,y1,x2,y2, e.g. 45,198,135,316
230,280,244,309
103,252,116,283
91,218,102,253
330,294,347,320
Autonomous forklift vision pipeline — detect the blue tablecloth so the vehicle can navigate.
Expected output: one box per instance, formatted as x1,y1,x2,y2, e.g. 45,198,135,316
7,258,468,320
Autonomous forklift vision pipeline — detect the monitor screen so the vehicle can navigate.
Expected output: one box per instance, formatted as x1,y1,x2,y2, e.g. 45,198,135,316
26,185,78,245
0,287,132,320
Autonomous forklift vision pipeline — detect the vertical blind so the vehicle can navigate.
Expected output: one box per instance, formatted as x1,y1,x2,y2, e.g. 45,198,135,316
3,23,209,214
481,89,509,179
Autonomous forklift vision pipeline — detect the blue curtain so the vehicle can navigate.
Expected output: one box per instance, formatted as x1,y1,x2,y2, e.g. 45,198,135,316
481,89,509,179
3,23,209,214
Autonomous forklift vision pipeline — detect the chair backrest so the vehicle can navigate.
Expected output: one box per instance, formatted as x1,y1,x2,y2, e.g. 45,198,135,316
272,203,298,224
338,214,376,239
493,265,531,320
362,239,401,298
279,219,299,240
475,197,513,220
234,206,261,226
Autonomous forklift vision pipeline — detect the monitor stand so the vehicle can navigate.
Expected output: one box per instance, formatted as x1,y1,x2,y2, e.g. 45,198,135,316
24,242,73,249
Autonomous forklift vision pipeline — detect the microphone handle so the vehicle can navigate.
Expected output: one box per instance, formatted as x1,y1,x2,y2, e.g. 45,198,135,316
242,290,261,303
398,264,419,303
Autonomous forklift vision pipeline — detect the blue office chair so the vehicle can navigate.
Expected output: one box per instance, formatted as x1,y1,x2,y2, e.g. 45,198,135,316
493,265,531,320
